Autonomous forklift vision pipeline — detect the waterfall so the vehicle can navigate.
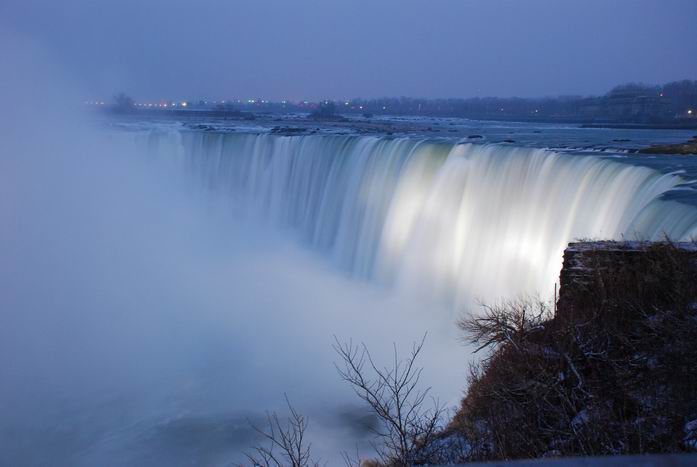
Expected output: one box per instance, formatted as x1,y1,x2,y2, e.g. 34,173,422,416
143,130,697,307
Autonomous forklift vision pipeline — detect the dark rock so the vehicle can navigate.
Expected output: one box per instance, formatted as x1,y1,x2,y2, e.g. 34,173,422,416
467,135,483,139
308,114,348,123
638,139,697,155
270,126,308,136
190,124,215,131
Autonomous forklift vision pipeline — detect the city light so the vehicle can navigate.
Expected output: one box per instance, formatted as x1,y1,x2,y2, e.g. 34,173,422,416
689,109,694,115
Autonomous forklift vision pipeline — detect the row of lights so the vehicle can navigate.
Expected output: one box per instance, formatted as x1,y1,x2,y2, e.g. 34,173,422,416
84,100,188,107
83,99,395,112
133,102,188,108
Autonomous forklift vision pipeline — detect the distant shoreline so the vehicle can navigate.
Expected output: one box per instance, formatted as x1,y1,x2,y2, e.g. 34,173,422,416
581,122,697,130
102,108,697,131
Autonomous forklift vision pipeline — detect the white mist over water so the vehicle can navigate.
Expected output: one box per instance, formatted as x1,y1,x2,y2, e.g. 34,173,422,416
1,121,463,465
0,39,457,465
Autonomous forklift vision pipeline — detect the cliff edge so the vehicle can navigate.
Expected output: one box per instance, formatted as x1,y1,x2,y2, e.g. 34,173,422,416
450,241,697,462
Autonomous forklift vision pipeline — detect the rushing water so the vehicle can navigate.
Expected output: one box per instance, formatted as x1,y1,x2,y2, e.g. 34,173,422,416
145,129,697,307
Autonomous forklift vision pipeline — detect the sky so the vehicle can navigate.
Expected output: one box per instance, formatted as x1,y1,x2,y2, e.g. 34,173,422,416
2,0,696,101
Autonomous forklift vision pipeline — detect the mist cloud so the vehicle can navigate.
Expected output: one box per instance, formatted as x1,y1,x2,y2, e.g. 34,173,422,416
0,33,463,465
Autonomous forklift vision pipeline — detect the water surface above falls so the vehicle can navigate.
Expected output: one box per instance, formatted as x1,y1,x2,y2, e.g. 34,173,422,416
132,123,697,308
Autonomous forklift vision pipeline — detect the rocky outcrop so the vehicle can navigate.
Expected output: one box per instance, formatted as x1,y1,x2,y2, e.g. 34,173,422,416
451,241,697,462
558,241,697,309
638,136,697,154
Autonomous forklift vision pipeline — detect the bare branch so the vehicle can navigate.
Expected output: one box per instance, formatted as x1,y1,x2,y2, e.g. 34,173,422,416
245,395,321,467
333,333,446,465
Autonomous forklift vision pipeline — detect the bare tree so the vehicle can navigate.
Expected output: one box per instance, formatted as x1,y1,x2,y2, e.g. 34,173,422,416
332,334,447,466
244,395,322,467
458,298,549,354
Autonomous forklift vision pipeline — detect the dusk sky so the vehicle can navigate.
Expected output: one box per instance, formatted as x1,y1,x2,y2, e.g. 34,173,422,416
2,0,696,101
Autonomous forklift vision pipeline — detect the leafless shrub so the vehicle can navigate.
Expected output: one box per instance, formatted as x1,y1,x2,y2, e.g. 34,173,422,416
458,297,550,354
332,334,453,466
244,395,322,467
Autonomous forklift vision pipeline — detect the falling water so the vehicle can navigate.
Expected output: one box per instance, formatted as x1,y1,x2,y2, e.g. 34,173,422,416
144,130,697,307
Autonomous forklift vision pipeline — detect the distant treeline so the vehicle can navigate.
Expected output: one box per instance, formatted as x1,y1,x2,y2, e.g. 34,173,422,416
241,80,697,123
111,80,697,124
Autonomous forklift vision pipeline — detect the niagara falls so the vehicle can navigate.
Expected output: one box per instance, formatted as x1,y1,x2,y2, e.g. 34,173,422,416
2,1,697,466
142,128,697,306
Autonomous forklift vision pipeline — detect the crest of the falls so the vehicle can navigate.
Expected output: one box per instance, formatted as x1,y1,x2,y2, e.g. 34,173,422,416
143,130,697,308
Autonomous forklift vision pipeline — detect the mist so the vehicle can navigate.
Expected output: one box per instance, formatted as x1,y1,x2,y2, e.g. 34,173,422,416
0,34,463,465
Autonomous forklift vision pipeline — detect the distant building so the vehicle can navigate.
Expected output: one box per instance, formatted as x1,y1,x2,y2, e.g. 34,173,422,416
604,87,671,121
